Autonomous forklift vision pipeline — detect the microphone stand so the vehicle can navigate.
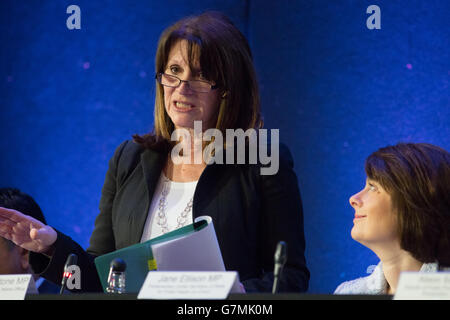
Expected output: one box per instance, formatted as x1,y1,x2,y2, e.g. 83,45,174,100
272,241,287,294
60,253,78,294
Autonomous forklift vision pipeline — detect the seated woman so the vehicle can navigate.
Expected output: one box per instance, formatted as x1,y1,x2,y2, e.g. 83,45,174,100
335,143,450,295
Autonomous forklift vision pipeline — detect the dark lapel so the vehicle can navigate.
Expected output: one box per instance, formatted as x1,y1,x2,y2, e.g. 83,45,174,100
193,154,235,231
128,148,166,244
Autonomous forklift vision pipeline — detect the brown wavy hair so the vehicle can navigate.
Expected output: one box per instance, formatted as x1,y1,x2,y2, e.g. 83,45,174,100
133,11,262,151
365,143,450,267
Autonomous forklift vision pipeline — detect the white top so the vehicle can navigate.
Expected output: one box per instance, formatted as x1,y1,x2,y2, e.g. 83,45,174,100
334,261,446,294
140,172,198,242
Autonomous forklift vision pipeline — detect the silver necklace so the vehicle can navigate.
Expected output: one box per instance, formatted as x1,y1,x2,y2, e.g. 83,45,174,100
156,176,194,234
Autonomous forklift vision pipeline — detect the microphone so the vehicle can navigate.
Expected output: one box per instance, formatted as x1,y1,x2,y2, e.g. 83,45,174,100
60,253,78,294
106,258,127,293
272,241,287,294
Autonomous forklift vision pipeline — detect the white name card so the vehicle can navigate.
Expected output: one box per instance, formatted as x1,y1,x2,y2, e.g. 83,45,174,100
0,274,34,300
395,272,450,300
137,271,239,300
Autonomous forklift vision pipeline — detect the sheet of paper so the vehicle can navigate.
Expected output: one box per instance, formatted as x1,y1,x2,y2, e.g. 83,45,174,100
395,272,450,300
151,216,226,272
137,271,239,300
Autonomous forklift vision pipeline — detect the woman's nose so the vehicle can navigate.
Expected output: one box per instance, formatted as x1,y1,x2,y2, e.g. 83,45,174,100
177,79,194,95
349,191,363,208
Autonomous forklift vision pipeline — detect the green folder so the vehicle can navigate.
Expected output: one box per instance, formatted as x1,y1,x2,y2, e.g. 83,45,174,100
94,219,208,293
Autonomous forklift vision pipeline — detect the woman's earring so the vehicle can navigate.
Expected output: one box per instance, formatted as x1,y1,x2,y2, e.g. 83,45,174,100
221,91,228,99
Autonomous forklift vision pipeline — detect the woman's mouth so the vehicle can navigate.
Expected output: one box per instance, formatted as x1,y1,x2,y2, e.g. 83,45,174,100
174,101,195,111
354,214,367,221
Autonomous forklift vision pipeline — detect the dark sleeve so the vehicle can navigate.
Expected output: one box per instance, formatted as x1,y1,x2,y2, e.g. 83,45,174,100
29,230,102,292
242,144,310,293
29,141,129,293
86,140,130,255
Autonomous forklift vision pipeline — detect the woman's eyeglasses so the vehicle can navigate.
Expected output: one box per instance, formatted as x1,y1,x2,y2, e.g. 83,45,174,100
155,73,218,93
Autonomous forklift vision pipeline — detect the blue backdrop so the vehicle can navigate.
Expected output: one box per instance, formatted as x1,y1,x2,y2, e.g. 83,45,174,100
1,0,448,293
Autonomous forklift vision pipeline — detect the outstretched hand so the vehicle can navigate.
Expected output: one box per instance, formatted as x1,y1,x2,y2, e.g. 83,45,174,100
0,206,57,254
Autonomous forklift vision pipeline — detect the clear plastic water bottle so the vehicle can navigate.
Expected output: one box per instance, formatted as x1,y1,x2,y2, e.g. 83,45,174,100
106,258,127,294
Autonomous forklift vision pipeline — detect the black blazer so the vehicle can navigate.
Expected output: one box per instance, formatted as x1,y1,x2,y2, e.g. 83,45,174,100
31,140,309,293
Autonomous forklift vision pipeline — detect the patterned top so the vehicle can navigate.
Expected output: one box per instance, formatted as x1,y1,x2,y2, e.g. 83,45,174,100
334,261,443,294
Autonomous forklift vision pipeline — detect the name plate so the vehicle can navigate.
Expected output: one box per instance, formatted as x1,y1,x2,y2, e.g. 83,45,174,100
138,271,239,300
0,274,34,300
395,272,450,300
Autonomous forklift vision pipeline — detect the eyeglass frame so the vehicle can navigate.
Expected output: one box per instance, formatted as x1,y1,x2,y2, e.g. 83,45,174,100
155,73,219,93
